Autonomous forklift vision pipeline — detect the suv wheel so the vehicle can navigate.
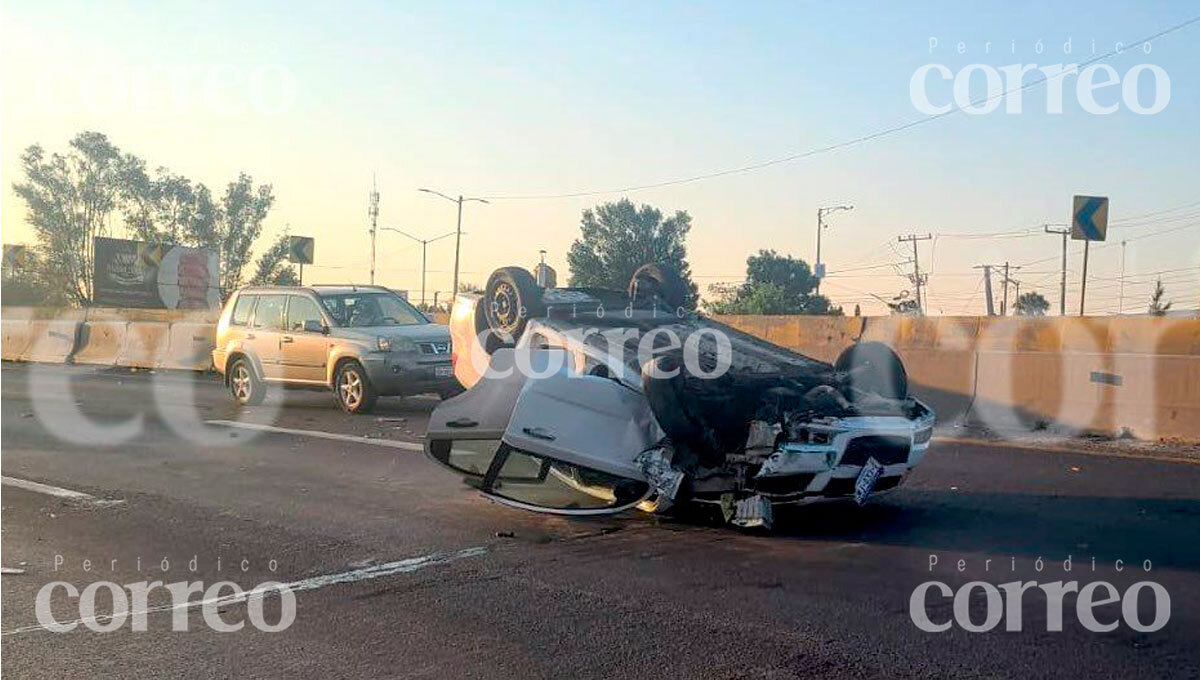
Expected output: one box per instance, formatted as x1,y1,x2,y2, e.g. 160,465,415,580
229,358,265,406
335,361,377,414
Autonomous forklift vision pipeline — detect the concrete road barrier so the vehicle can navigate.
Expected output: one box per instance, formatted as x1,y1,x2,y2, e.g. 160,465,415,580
118,321,172,368
161,322,215,371
19,320,80,363
73,321,130,366
2,319,34,361
715,315,863,364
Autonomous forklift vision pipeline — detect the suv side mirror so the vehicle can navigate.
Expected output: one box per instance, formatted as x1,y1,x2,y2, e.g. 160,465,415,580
303,319,328,334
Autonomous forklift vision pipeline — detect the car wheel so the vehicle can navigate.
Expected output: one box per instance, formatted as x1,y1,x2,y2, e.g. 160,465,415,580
629,263,690,311
484,266,545,340
473,288,508,355
229,357,265,406
835,341,908,401
334,361,378,414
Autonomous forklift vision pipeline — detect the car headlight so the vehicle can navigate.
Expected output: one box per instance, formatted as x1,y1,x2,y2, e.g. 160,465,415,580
377,336,417,352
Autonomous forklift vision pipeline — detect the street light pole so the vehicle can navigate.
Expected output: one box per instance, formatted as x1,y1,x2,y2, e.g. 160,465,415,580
1044,224,1069,315
380,227,456,307
815,205,853,295
420,188,488,307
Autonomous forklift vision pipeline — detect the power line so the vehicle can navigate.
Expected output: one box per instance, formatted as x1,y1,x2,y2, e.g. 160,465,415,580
477,16,1200,201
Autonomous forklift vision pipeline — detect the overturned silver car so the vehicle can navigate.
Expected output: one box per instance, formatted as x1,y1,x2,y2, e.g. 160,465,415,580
425,264,935,528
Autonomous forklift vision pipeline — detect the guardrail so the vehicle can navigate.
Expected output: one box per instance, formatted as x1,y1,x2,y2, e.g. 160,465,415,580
3,306,1198,440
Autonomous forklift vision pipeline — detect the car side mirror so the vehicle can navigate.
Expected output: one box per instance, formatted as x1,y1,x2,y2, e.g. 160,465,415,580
303,319,328,334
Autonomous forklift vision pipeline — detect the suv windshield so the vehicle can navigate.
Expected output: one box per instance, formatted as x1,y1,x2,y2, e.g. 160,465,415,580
317,291,427,328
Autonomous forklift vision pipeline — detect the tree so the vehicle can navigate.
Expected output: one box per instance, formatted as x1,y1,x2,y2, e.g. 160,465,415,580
567,199,698,306
122,167,216,246
12,132,141,304
212,174,275,296
248,233,299,286
1014,291,1050,316
12,131,278,304
705,250,841,315
1149,279,1173,316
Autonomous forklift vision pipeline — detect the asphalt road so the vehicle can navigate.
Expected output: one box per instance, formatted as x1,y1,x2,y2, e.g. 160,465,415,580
2,362,1198,679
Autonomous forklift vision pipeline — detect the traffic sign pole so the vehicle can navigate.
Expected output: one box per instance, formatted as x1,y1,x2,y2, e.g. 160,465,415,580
1079,240,1089,316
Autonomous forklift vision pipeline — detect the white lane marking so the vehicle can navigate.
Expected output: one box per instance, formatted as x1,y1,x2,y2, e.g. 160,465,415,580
2,476,96,501
206,420,424,451
1,546,486,636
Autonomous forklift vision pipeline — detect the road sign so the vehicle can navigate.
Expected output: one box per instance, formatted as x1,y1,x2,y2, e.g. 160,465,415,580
1072,195,1108,241
287,236,315,264
814,262,826,279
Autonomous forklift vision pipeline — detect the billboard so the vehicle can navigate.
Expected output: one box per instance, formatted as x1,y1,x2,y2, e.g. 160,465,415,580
93,237,221,309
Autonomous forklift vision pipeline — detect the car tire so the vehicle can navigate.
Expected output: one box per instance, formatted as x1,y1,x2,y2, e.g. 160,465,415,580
835,341,908,401
629,263,690,311
473,288,509,355
484,266,545,340
334,360,378,414
229,357,265,406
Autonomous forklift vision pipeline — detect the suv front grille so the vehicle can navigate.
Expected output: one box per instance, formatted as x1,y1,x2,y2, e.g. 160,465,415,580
418,341,450,355
839,435,911,466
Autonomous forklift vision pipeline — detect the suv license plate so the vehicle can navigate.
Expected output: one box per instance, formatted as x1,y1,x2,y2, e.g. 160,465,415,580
853,458,884,506
435,365,453,377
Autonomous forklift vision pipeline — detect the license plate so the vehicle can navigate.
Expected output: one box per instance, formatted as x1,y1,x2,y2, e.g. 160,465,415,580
435,365,454,377
853,458,884,506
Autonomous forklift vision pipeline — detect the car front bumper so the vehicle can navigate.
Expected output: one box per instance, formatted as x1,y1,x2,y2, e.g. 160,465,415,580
360,352,456,395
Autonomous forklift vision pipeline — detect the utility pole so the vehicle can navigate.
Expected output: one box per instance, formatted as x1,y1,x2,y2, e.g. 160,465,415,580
380,228,457,308
368,177,380,285
898,233,932,314
815,205,853,295
973,265,997,316
999,262,1021,315
1044,224,1069,316
420,188,489,307
1118,240,1128,315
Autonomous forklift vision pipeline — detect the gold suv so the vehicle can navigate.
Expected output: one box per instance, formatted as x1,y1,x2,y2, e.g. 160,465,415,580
213,285,458,413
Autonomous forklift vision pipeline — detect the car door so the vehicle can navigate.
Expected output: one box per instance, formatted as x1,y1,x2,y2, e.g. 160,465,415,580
424,348,553,484
280,294,331,384
483,369,658,515
246,294,287,380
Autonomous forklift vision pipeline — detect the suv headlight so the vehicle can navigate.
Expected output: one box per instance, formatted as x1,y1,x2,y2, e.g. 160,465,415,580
377,336,417,352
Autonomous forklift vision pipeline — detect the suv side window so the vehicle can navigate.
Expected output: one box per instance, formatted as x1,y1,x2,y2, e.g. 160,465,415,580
286,295,325,332
250,295,287,330
230,294,257,326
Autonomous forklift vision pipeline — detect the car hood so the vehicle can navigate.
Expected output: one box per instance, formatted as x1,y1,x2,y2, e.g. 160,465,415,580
334,324,450,343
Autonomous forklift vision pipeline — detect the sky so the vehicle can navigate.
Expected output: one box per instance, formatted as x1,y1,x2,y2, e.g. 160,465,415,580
2,0,1199,314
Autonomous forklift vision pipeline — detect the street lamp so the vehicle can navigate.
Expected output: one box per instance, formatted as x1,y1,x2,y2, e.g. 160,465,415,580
815,204,853,295
418,188,489,306
380,227,457,308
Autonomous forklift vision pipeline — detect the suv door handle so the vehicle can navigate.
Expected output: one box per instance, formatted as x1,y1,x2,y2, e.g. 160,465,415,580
281,336,294,343
245,333,256,340
446,418,478,428
522,427,556,441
